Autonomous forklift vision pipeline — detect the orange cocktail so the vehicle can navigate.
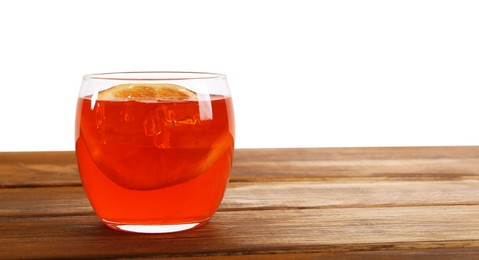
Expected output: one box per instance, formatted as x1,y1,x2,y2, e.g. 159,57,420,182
75,72,234,233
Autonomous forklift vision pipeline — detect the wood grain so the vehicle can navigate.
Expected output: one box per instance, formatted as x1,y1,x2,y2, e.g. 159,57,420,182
2,146,479,187
2,180,479,217
2,147,479,259
0,151,79,188
2,206,479,259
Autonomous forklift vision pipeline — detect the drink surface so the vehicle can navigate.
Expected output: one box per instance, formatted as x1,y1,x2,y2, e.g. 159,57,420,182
75,86,234,224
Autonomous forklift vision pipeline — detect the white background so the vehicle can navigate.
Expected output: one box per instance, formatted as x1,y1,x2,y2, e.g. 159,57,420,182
1,0,478,151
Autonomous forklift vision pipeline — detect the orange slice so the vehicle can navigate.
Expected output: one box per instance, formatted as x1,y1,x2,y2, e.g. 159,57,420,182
98,83,196,101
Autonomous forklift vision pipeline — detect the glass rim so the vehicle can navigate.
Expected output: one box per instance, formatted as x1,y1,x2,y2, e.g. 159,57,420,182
83,71,227,81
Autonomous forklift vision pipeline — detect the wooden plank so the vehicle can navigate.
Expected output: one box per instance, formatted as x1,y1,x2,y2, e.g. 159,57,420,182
231,146,479,181
233,146,479,161
1,206,479,259
0,151,77,164
0,151,79,188
2,147,479,187
0,186,92,217
232,158,479,181
151,248,479,260
223,179,479,210
2,180,479,217
147,248,479,260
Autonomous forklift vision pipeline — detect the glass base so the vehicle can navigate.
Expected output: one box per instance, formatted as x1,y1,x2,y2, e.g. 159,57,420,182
102,218,210,234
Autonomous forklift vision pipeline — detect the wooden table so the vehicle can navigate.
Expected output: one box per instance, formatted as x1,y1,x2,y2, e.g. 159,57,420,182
2,147,479,259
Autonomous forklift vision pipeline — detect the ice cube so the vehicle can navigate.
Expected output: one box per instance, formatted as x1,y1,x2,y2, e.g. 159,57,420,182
143,107,164,137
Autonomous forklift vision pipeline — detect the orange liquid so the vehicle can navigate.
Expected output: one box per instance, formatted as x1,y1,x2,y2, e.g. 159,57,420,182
75,96,234,226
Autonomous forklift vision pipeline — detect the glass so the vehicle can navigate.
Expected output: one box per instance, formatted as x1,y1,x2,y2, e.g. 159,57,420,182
75,72,235,233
